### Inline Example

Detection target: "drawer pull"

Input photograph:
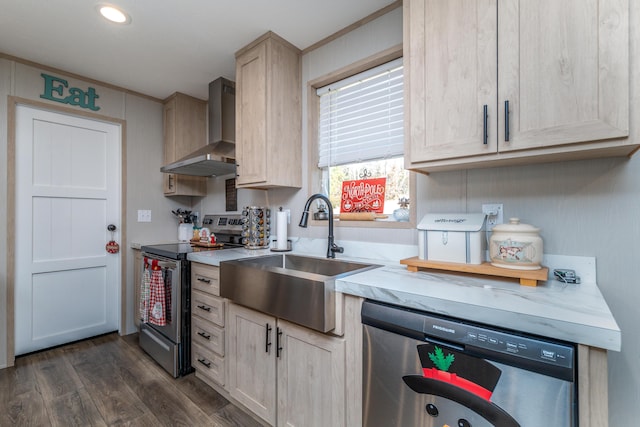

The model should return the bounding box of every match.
[197,277,211,284]
[197,331,211,340]
[197,358,211,368]
[197,304,211,312]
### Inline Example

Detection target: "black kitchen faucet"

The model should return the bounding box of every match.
[299,194,344,259]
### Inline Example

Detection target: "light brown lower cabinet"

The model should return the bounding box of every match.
[192,340,225,387]
[227,301,355,427]
[578,345,609,427]
[190,263,226,389]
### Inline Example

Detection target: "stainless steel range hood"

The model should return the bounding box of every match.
[161,77,236,177]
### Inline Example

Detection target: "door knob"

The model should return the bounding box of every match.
[106,224,119,254]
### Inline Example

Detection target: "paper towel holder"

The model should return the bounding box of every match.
[270,239,292,252]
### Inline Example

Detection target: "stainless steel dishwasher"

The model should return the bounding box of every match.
[362,300,577,427]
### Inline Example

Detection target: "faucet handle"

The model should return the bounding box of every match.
[331,244,344,254]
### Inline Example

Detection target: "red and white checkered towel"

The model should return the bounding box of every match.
[149,266,166,326]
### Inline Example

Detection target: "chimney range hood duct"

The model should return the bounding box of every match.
[161,77,236,177]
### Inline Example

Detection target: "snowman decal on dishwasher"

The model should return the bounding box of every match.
[403,344,520,427]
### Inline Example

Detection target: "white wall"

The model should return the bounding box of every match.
[122,94,195,333]
[0,59,194,365]
[197,5,640,423]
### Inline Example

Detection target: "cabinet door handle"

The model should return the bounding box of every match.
[168,174,174,190]
[483,104,488,145]
[265,323,272,353]
[197,358,211,368]
[504,100,510,142]
[197,277,211,284]
[197,304,211,312]
[197,331,211,340]
[276,327,283,358]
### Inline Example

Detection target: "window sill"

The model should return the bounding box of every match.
[309,218,415,229]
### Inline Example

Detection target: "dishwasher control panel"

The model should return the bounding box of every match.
[361,300,575,381]
[422,315,574,370]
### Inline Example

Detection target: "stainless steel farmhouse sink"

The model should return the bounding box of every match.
[220,254,378,332]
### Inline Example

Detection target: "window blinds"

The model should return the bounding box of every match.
[317,58,404,168]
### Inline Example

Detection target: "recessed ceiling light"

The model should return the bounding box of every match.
[97,4,131,24]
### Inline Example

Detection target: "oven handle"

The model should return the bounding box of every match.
[142,256,177,270]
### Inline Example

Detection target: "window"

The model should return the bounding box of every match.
[315,57,410,221]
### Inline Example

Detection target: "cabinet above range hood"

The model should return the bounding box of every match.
[161,77,236,177]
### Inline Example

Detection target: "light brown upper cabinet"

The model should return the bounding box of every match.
[404,0,636,173]
[163,92,207,196]
[235,32,302,189]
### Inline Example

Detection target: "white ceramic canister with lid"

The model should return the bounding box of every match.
[489,218,543,270]
[178,223,193,242]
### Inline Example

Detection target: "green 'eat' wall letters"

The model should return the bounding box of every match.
[40,73,100,111]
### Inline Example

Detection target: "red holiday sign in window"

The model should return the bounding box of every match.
[340,178,386,213]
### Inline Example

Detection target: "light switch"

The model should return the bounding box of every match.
[137,210,152,222]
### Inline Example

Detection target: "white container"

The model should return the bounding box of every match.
[178,223,192,242]
[489,218,543,270]
[417,213,487,264]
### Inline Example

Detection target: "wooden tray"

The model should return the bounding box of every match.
[334,212,388,221]
[191,241,224,249]
[400,257,549,287]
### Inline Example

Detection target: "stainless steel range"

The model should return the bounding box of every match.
[139,214,242,377]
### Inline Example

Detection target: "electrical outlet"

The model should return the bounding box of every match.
[482,204,503,228]
[137,209,151,222]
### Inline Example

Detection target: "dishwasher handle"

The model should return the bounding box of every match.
[361,300,463,351]
[423,336,464,352]
[362,300,449,343]
[362,300,418,334]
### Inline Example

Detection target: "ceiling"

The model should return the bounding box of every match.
[0,0,396,101]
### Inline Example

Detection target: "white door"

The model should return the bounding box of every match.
[14,105,121,355]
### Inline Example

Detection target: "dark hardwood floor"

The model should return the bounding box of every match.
[0,333,264,426]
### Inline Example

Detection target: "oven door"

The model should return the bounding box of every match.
[140,253,181,343]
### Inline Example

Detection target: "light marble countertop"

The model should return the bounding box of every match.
[187,247,272,265]
[186,238,620,352]
[336,265,620,352]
